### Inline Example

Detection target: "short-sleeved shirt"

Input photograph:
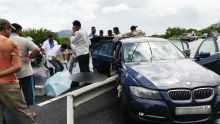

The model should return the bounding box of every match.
[0,35,20,84]
[47,45,63,60]
[10,33,39,78]
[41,39,58,56]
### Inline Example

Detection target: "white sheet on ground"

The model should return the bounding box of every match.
[45,70,72,97]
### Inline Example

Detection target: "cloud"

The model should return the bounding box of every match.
[0,0,220,35]
[101,4,133,14]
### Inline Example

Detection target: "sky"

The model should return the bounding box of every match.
[1,0,220,36]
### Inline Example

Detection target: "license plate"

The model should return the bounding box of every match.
[175,105,211,115]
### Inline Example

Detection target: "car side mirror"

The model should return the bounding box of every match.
[198,52,210,58]
[183,49,191,58]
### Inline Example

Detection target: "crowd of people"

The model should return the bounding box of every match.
[0,17,142,124]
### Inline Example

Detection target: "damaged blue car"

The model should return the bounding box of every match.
[91,37,220,123]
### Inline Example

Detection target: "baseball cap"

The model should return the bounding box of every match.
[130,25,138,30]
[0,18,15,30]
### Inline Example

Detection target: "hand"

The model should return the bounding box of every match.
[62,60,67,64]
[22,55,32,62]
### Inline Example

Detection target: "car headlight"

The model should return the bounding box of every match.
[218,86,220,95]
[129,86,162,100]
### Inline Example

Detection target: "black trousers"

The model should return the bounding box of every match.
[78,53,90,72]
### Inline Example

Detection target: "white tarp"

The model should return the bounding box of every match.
[45,70,72,96]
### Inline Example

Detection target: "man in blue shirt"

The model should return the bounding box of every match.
[88,26,98,39]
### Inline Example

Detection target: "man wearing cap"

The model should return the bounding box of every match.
[10,23,40,117]
[130,25,146,37]
[130,25,137,32]
[0,18,36,124]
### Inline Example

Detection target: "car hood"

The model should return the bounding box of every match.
[125,59,220,90]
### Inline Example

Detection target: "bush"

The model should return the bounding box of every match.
[56,37,70,44]
[22,28,57,46]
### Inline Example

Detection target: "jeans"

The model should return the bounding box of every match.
[48,60,64,75]
[69,57,77,74]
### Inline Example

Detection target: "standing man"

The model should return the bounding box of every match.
[88,26,98,39]
[10,23,40,117]
[99,30,104,37]
[0,18,36,124]
[107,30,114,37]
[71,20,91,72]
[67,44,77,74]
[113,27,120,36]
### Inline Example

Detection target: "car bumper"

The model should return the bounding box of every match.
[128,94,220,123]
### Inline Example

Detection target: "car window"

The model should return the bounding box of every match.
[93,45,100,55]
[170,40,184,51]
[198,38,218,55]
[99,42,113,56]
[150,41,186,61]
[123,42,151,62]
[182,41,189,50]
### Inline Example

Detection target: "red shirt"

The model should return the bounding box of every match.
[0,36,20,84]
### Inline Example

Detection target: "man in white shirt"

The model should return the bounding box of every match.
[41,34,58,56]
[47,44,67,76]
[71,20,91,72]
[41,34,58,76]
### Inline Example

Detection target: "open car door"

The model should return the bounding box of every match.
[91,37,115,76]
[194,37,220,75]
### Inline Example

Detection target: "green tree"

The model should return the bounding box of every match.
[165,27,187,39]
[22,28,57,46]
[56,37,70,44]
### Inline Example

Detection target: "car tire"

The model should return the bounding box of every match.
[121,90,134,123]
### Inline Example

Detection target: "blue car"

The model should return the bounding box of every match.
[91,36,220,123]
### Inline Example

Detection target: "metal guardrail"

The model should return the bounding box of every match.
[38,74,118,124]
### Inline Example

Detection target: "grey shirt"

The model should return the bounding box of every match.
[10,33,39,78]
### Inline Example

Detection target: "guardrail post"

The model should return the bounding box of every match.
[67,95,74,124]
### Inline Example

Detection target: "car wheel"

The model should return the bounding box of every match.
[93,68,97,73]
[121,90,135,123]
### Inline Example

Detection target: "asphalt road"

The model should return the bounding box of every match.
[31,89,125,124]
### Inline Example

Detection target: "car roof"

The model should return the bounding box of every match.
[120,37,168,44]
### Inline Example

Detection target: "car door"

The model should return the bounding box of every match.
[194,37,220,75]
[91,40,114,76]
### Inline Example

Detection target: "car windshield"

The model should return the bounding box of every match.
[123,41,186,62]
